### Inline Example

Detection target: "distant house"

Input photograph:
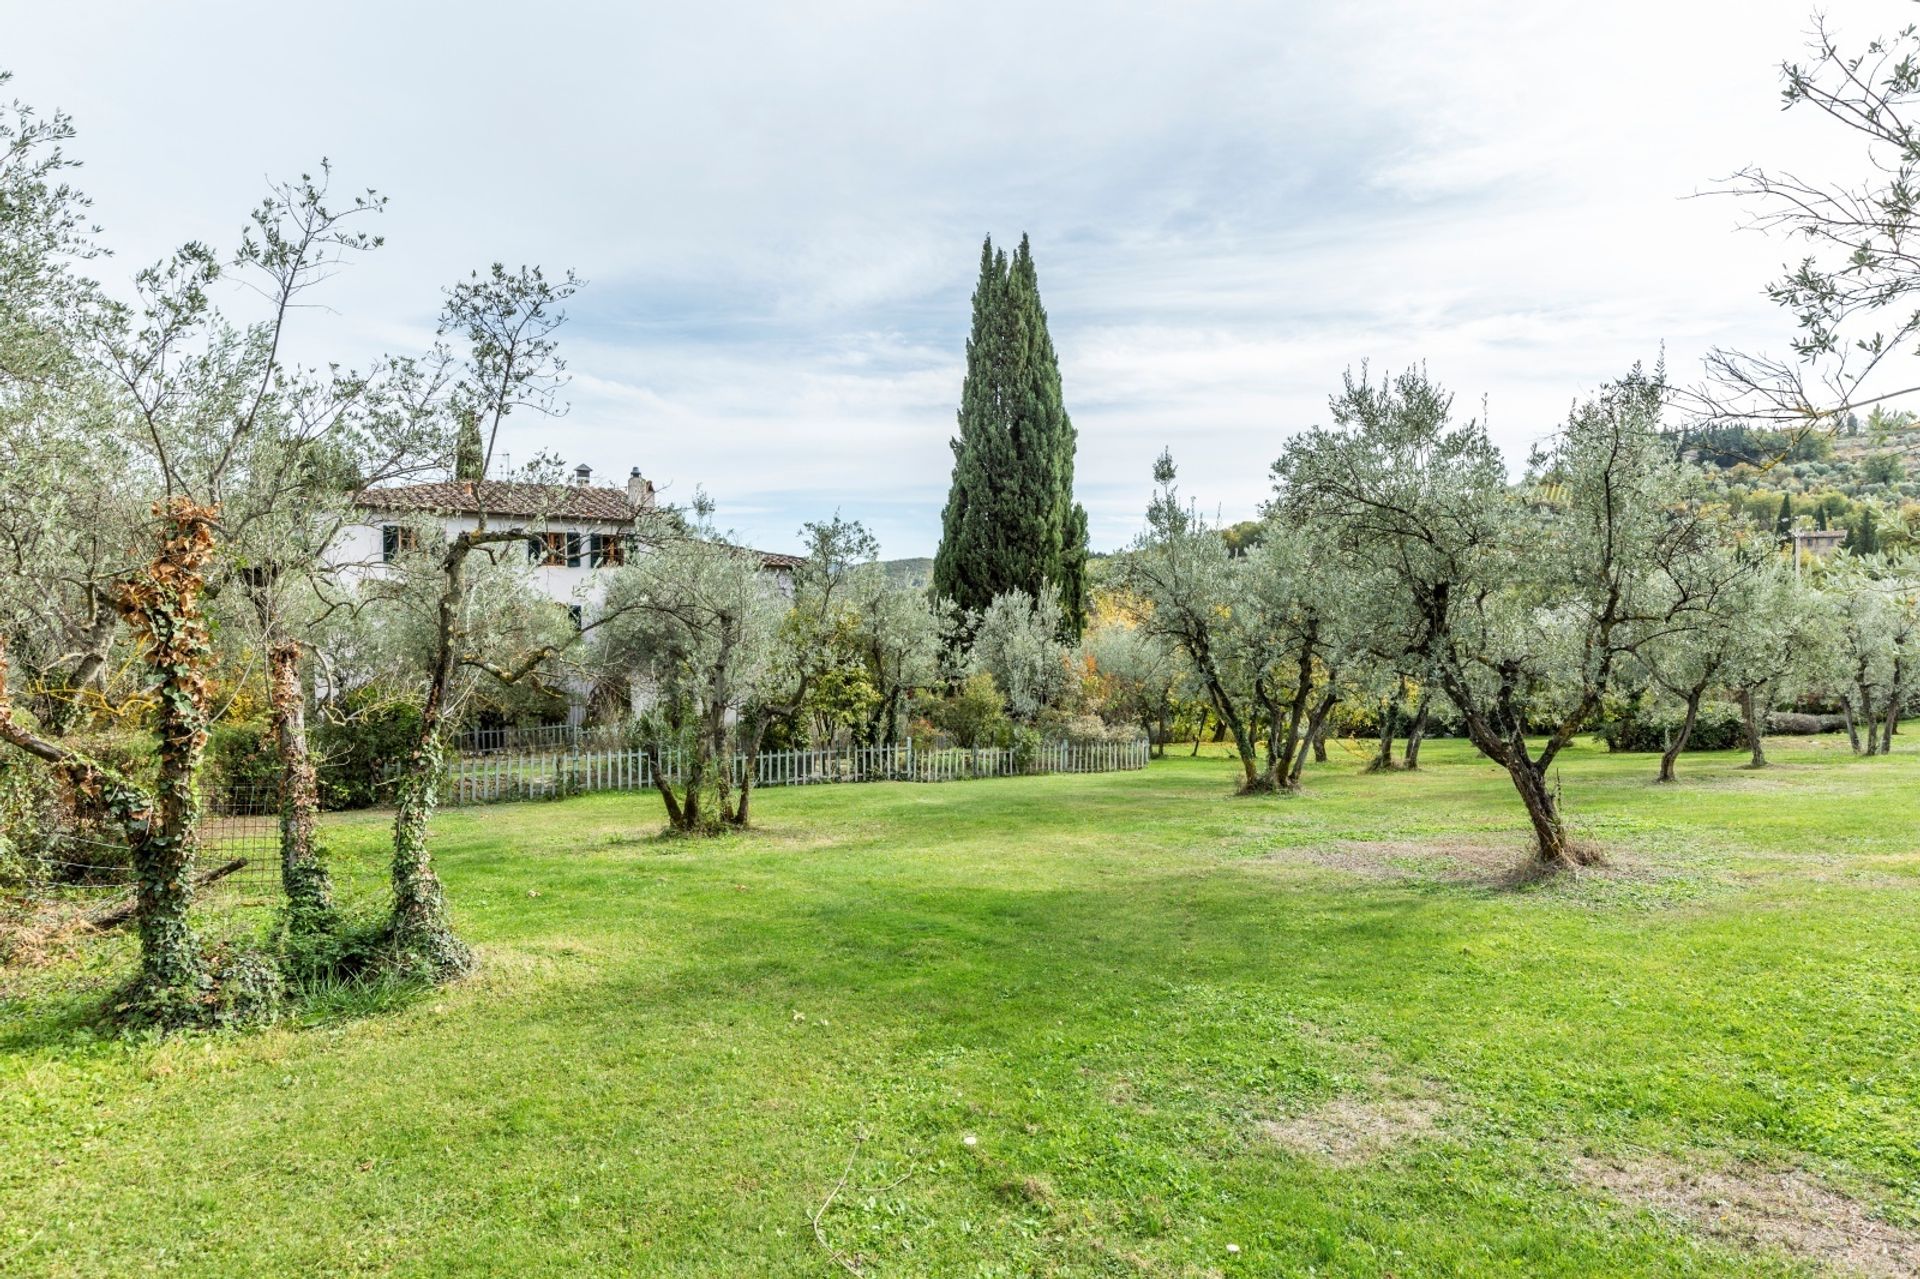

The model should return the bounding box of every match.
[1789,527,1848,560]
[338,464,803,723]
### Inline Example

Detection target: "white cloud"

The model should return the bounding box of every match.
[8,0,1901,556]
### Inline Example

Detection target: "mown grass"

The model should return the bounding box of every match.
[3,734,1919,1276]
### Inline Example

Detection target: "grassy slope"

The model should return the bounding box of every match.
[3,736,1919,1276]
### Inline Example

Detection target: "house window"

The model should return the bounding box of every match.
[533,531,583,568]
[380,524,417,563]
[567,604,584,631]
[590,533,626,567]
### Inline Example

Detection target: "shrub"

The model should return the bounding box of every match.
[206,721,279,800]
[313,688,424,810]
[1035,710,1138,747]
[1601,697,1745,753]
[925,673,1009,748]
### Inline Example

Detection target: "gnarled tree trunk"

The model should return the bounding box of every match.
[1657,689,1703,783]
[107,500,223,1019]
[268,641,334,929]
[1401,692,1431,770]
[1292,689,1338,787]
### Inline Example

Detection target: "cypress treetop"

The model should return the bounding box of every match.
[933,234,1089,633]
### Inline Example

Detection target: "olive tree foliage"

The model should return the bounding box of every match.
[1628,539,1768,783]
[1082,618,1180,752]
[594,500,785,834]
[1278,364,1708,866]
[1721,561,1834,768]
[1117,453,1357,793]
[1820,555,1920,756]
[846,564,944,747]
[0,85,133,727]
[968,585,1074,720]
[1698,14,1920,435]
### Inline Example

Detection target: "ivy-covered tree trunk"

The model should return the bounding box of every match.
[267,641,334,930]
[384,536,477,981]
[111,500,222,1019]
[386,731,468,978]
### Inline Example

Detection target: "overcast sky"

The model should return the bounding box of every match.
[9,1,1891,556]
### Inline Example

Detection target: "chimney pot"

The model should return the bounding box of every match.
[573,463,593,487]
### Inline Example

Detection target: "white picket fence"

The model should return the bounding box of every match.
[438,737,1150,806]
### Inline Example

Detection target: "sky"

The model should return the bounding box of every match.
[7,0,1896,557]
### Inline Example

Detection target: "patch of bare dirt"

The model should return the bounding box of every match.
[1258,1093,1444,1166]
[1253,837,1699,895]
[1577,1154,1920,1277]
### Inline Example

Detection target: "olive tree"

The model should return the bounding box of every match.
[1118,455,1357,793]
[1221,522,1364,792]
[732,517,876,822]
[1723,562,1833,768]
[595,502,784,833]
[1117,454,1263,789]
[847,565,943,747]
[1082,618,1180,751]
[368,264,586,978]
[1821,556,1920,756]
[969,585,1074,721]
[1630,540,1767,782]
[1279,364,1703,865]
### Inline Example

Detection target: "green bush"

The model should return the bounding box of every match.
[924,673,1009,749]
[1601,697,1745,753]
[313,688,424,810]
[206,721,280,799]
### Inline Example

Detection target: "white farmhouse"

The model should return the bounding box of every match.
[340,464,803,724]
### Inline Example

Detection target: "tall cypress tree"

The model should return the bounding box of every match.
[933,234,1089,633]
[454,410,484,483]
[1774,492,1794,543]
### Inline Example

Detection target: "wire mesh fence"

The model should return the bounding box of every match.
[25,785,289,912]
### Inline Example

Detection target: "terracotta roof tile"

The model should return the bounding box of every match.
[355,480,640,522]
[356,481,802,570]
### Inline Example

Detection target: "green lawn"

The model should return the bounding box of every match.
[4,735,1920,1276]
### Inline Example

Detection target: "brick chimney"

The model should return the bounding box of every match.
[627,467,655,511]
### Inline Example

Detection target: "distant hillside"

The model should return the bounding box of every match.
[1678,407,1920,553]
[879,557,934,589]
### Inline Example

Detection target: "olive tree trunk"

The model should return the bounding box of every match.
[1657,689,1703,783]
[267,641,334,929]
[1736,686,1768,768]
[1401,692,1431,770]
